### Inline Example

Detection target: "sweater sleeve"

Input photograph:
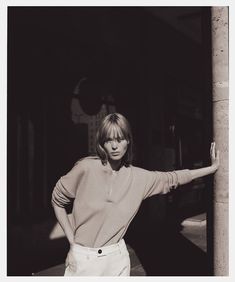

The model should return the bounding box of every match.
[51,160,85,208]
[143,169,192,199]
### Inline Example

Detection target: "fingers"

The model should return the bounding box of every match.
[210,142,215,157]
[211,142,220,162]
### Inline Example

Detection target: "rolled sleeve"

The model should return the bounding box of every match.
[143,169,192,199]
[51,161,85,208]
[51,178,75,207]
[175,169,192,186]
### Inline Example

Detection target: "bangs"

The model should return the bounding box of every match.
[101,122,128,143]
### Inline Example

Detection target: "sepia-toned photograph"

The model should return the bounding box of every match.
[4,3,229,277]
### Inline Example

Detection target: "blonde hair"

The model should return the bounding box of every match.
[96,113,133,166]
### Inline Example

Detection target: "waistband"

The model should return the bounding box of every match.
[70,239,127,257]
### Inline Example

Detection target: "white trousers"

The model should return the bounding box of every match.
[64,239,131,276]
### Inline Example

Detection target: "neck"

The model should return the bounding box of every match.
[107,159,122,171]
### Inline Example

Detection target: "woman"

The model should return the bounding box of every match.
[51,113,219,276]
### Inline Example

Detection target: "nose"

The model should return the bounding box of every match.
[111,140,118,150]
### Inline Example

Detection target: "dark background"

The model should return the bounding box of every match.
[7,6,213,276]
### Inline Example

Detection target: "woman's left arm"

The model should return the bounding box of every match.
[143,142,219,199]
[190,142,220,180]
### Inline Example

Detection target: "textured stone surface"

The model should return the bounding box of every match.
[211,7,229,84]
[213,100,229,203]
[212,82,229,101]
[213,202,229,275]
[211,6,229,276]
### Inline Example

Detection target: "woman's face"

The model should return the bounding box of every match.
[103,132,129,162]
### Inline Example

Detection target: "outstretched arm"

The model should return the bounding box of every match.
[141,142,219,199]
[190,142,220,180]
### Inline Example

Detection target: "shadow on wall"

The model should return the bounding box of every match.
[7,218,69,276]
[124,195,209,276]
[8,197,209,276]
[126,226,208,276]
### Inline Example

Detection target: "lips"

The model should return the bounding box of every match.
[111,152,120,156]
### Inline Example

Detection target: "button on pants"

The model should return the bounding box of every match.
[64,239,130,276]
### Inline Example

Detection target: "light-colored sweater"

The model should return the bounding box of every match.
[51,157,192,248]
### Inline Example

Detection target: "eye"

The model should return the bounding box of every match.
[105,138,112,144]
[117,137,125,142]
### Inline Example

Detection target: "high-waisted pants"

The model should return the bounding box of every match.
[64,239,130,276]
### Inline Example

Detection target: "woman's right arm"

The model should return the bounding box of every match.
[53,205,75,245]
[53,205,77,269]
[51,160,85,245]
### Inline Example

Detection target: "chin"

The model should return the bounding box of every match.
[110,157,122,161]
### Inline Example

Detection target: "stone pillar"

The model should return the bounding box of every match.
[211,7,229,276]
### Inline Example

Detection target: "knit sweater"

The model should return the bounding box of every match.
[51,157,192,248]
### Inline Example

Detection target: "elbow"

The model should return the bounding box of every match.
[51,192,69,209]
[51,200,66,210]
[51,198,67,216]
[52,203,68,220]
[175,169,193,186]
[189,170,196,181]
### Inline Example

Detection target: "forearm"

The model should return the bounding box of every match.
[189,165,217,181]
[53,205,75,245]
